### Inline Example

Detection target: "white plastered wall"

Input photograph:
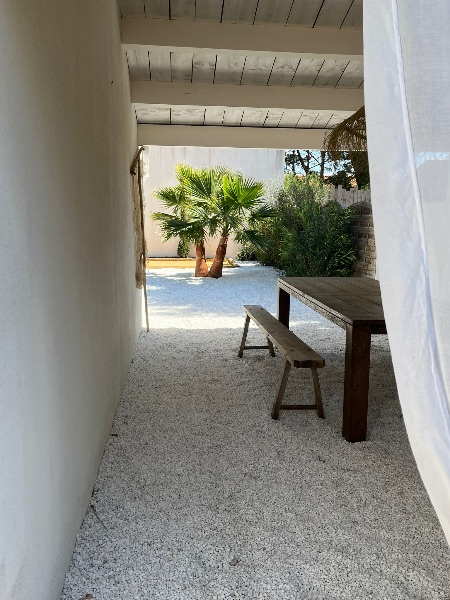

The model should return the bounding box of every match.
[143,146,285,257]
[0,2,140,599]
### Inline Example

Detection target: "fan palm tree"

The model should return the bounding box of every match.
[152,164,273,278]
[152,175,210,276]
[205,172,273,278]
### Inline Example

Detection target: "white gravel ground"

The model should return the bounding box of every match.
[61,264,450,600]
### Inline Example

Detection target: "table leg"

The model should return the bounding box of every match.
[277,286,290,327]
[342,324,371,443]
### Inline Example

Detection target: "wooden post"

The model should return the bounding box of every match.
[342,324,371,442]
[277,286,290,327]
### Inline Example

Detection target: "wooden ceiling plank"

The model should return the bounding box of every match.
[287,0,324,26]
[170,0,195,20]
[214,54,247,84]
[135,104,171,123]
[170,106,206,125]
[192,53,217,84]
[254,0,294,25]
[313,59,349,87]
[120,0,145,17]
[195,0,223,21]
[315,0,354,28]
[143,0,169,18]
[170,52,194,82]
[204,107,225,126]
[296,110,319,128]
[222,107,245,126]
[291,58,323,86]
[268,56,300,86]
[278,109,303,127]
[240,55,275,86]
[335,60,364,88]
[241,108,269,127]
[126,49,150,80]
[342,0,363,28]
[149,50,172,81]
[264,109,284,128]
[135,104,344,130]
[311,110,333,128]
[326,111,353,128]
[325,113,341,129]
[222,0,260,23]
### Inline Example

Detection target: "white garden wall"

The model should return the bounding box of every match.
[143,146,284,257]
[0,2,139,599]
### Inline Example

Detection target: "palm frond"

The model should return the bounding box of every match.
[236,229,270,250]
[151,212,205,242]
[248,204,277,223]
[153,185,186,211]
[210,164,233,178]
[151,211,175,222]
[176,163,222,202]
[222,174,265,210]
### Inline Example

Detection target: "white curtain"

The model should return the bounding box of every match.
[364,1,450,543]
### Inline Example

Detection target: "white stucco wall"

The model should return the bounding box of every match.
[0,2,139,600]
[143,146,284,257]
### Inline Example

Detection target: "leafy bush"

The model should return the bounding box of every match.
[240,174,356,277]
[177,237,191,258]
[236,245,258,261]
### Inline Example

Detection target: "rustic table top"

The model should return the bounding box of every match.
[278,277,386,331]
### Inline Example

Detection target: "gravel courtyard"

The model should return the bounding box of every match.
[61,264,450,600]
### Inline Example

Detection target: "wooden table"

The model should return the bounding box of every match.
[277,277,387,442]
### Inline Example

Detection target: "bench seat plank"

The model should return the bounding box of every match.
[243,305,324,369]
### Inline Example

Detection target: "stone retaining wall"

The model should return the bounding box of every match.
[348,202,377,278]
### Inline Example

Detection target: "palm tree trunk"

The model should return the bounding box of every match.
[195,240,209,277]
[208,235,228,279]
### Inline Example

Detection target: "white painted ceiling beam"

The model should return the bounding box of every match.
[138,124,329,150]
[122,18,363,61]
[131,81,364,112]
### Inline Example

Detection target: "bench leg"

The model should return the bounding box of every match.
[267,337,276,357]
[238,315,250,358]
[271,359,291,420]
[311,368,325,419]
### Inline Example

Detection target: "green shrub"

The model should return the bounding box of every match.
[236,245,258,261]
[246,174,356,276]
[177,236,191,258]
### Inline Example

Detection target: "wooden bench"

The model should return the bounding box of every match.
[238,305,325,420]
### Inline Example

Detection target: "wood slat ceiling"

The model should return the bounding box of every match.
[126,49,364,89]
[119,0,363,28]
[134,104,354,129]
[122,0,363,132]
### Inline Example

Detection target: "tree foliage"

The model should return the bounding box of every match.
[151,164,272,278]
[285,148,370,189]
[238,174,356,277]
